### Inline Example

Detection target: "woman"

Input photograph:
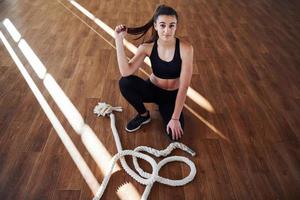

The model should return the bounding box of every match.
[115,5,193,141]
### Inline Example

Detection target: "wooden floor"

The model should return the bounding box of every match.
[0,0,299,199]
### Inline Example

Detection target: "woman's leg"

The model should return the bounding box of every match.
[119,75,155,114]
[119,75,155,132]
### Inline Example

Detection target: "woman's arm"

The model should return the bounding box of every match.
[167,42,194,140]
[115,25,148,77]
[172,43,193,119]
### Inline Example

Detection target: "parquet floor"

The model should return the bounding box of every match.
[0,0,299,199]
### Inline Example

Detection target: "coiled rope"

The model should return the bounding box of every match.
[93,102,196,200]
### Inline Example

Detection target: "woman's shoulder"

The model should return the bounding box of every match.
[178,38,194,58]
[140,42,154,48]
[179,38,193,51]
[139,42,155,56]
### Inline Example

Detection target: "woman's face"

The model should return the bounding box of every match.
[154,15,177,41]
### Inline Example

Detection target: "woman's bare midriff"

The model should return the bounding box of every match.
[150,73,180,91]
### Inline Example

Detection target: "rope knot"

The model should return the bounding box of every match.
[93,102,122,117]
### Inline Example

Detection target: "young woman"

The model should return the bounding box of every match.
[114,5,193,141]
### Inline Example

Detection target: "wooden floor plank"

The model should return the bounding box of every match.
[0,0,299,199]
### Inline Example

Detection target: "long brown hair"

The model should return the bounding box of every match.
[127,4,178,43]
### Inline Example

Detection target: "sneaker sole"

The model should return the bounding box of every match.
[125,118,151,133]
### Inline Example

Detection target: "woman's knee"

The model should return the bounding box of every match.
[119,75,136,90]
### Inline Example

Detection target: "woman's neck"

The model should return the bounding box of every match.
[157,37,176,48]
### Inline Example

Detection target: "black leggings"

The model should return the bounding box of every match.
[119,75,184,132]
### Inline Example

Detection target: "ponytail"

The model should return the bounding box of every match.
[127,18,157,42]
[127,4,178,43]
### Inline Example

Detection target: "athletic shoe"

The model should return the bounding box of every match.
[125,111,151,132]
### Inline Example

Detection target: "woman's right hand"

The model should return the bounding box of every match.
[114,24,127,40]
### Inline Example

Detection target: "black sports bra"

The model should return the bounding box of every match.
[149,38,182,79]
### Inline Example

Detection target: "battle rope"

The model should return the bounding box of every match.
[92,102,197,200]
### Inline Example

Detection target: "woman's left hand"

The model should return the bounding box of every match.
[166,119,183,140]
